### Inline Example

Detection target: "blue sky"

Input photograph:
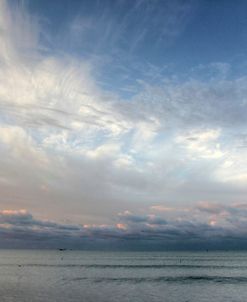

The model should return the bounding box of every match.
[27,0,247,85]
[0,0,247,249]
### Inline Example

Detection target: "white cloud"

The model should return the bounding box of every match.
[176,128,225,159]
[0,0,246,226]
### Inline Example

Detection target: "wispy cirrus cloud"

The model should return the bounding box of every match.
[0,0,246,235]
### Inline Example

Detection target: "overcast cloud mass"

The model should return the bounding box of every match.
[0,0,247,249]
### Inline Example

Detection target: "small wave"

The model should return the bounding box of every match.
[4,263,247,270]
[69,275,247,284]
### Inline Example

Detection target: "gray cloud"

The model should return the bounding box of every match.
[0,204,247,250]
[118,211,167,225]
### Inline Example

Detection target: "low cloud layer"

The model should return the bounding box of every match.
[1,204,247,250]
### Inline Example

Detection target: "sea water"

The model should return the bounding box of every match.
[0,250,246,301]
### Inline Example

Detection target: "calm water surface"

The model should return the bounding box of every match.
[0,250,246,301]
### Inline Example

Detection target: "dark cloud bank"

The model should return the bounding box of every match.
[1,206,247,250]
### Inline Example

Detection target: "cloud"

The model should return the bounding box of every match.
[1,203,247,250]
[0,209,80,230]
[0,0,40,63]
[118,210,167,226]
[64,0,196,56]
[0,0,246,229]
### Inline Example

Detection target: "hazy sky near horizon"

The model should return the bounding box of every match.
[0,0,247,249]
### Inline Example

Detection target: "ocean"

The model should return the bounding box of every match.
[0,250,246,301]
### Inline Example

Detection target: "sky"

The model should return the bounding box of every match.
[0,0,247,249]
